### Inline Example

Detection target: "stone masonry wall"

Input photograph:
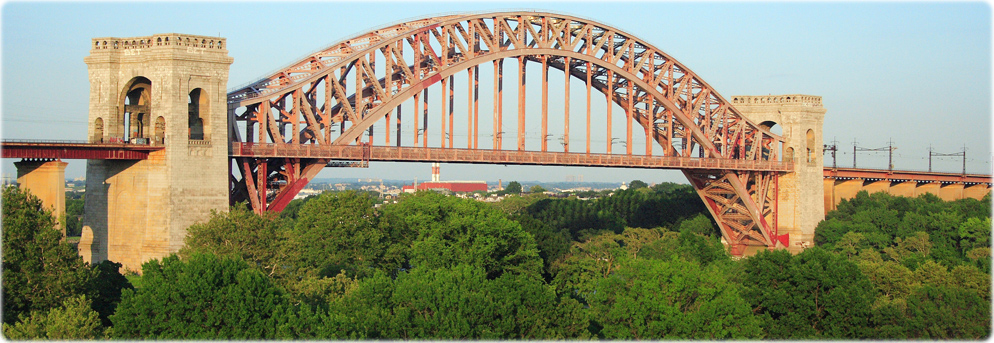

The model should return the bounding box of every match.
[81,34,232,272]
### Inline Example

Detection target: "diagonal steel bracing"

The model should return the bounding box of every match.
[226,11,790,253]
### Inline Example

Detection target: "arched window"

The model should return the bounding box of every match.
[188,88,207,140]
[93,118,104,143]
[806,129,816,163]
[785,147,794,162]
[154,116,166,144]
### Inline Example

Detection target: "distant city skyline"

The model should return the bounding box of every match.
[3,2,990,184]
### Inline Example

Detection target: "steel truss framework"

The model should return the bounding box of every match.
[227,11,789,251]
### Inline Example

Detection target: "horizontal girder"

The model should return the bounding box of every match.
[1,140,162,160]
[232,142,792,171]
[825,167,992,185]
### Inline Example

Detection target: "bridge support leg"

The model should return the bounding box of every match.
[15,159,68,237]
[684,170,785,256]
[232,157,330,214]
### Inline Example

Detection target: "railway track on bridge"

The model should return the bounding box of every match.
[231,143,794,172]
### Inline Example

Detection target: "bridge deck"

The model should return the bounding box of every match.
[825,167,992,185]
[1,140,164,160]
[231,143,793,172]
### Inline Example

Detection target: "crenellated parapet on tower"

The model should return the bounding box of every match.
[80,34,232,271]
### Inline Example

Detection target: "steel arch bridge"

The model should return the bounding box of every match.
[227,11,790,253]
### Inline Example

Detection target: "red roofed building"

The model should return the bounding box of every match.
[402,181,488,193]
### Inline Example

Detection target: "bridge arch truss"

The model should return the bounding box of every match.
[227,11,791,252]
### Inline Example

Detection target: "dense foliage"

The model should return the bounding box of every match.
[522,182,709,241]
[65,193,84,237]
[1,187,130,338]
[109,254,288,339]
[3,185,990,339]
[813,191,992,338]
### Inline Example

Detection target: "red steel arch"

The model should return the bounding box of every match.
[228,11,790,253]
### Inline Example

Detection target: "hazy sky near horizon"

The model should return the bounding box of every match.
[2,1,991,184]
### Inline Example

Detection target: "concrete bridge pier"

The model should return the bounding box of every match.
[14,159,68,236]
[81,34,232,271]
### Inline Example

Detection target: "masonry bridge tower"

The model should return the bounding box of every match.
[80,34,232,270]
[732,95,826,253]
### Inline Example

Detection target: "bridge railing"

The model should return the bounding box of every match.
[231,143,794,172]
[824,167,992,185]
[1,139,90,145]
[0,140,165,160]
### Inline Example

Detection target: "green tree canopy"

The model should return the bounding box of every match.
[504,181,522,194]
[64,194,84,237]
[181,206,287,277]
[590,258,760,339]
[109,253,288,339]
[628,180,648,189]
[287,191,390,278]
[2,295,103,340]
[816,191,990,267]
[326,265,588,339]
[1,187,95,325]
[742,248,876,339]
[905,285,990,339]
[380,192,542,278]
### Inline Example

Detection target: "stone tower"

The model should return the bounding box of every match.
[732,95,826,253]
[80,34,232,271]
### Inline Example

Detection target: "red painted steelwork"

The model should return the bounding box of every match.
[226,11,790,253]
[824,168,992,185]
[232,143,793,172]
[1,141,162,160]
[267,177,310,213]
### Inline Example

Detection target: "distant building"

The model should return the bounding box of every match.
[403,181,488,193]
[401,163,487,193]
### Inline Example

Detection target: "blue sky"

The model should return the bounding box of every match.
[2,1,990,184]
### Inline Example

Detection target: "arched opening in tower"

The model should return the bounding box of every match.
[188,88,206,140]
[760,120,785,161]
[120,76,151,143]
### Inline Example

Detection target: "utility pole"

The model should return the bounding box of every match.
[888,138,896,171]
[823,137,838,169]
[854,140,895,170]
[963,143,966,175]
[852,139,858,168]
[929,146,966,174]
